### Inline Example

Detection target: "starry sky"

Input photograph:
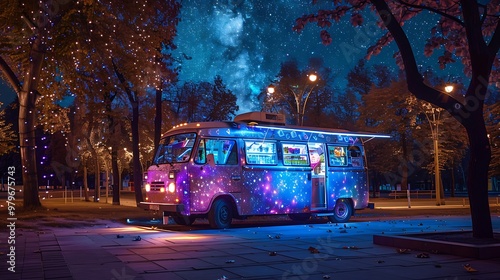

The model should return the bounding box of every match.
[172,0,460,113]
[1,0,461,111]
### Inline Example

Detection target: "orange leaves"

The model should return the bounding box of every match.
[320,30,332,46]
[350,13,364,27]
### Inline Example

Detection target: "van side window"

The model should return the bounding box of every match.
[198,139,238,165]
[245,141,277,165]
[282,143,309,166]
[194,139,206,164]
[226,144,238,165]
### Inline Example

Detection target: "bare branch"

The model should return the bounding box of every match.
[460,0,488,59]
[397,0,464,27]
[488,17,500,55]
[0,56,21,95]
[370,0,466,119]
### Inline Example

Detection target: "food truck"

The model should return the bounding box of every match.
[139,112,389,228]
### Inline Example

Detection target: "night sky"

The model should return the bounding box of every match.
[173,0,461,113]
[0,0,462,111]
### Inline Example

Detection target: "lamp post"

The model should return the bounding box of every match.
[267,73,318,126]
[423,82,454,206]
[425,105,444,205]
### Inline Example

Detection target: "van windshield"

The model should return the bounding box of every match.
[153,133,197,165]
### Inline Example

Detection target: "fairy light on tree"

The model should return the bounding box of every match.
[0,0,182,209]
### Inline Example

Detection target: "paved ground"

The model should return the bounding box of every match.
[1,198,500,280]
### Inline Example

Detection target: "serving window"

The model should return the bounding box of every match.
[245,141,278,165]
[327,145,364,167]
[348,146,363,167]
[282,143,309,166]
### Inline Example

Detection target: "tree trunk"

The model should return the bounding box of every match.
[18,29,47,210]
[465,112,492,238]
[111,61,143,205]
[94,158,100,202]
[400,131,408,190]
[83,165,90,202]
[131,97,144,205]
[450,159,456,197]
[154,87,162,153]
[18,91,41,210]
[112,147,120,205]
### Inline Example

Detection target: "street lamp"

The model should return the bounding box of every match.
[267,73,318,126]
[444,84,454,93]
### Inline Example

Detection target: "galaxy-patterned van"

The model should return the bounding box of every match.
[139,112,389,228]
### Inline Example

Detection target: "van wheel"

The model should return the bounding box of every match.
[328,199,352,223]
[288,213,311,222]
[172,215,196,226]
[208,199,233,229]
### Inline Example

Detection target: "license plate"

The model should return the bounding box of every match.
[149,204,160,210]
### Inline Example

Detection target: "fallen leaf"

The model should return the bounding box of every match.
[416,253,429,258]
[396,248,411,254]
[463,263,477,272]
[308,246,320,254]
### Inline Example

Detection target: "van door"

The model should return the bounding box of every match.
[309,143,326,210]
[190,138,242,213]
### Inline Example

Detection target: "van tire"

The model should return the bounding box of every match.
[328,199,352,223]
[208,198,233,229]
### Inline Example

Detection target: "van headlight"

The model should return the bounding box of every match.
[168,182,176,193]
[145,183,151,192]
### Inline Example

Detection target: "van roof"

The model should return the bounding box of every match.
[163,120,390,142]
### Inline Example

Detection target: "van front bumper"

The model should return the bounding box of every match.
[139,202,184,213]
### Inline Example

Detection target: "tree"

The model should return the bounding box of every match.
[263,58,330,125]
[168,77,239,123]
[205,76,239,121]
[294,0,500,238]
[0,102,16,155]
[303,86,337,128]
[360,80,422,190]
[0,0,181,209]
[486,102,500,178]
[347,59,373,96]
